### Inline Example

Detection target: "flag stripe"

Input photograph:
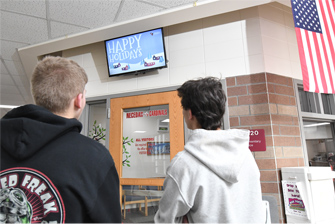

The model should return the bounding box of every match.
[325,0,335,39]
[317,0,335,92]
[314,32,328,93]
[296,28,311,91]
[309,31,324,93]
[319,0,335,66]
[305,30,319,92]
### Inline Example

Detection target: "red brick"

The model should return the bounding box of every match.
[229,117,239,127]
[239,94,268,105]
[271,114,294,125]
[267,83,276,93]
[266,73,292,86]
[269,94,292,105]
[280,126,300,136]
[228,97,238,106]
[261,183,279,193]
[260,170,278,181]
[276,158,299,168]
[227,86,247,96]
[287,78,293,87]
[292,117,299,125]
[256,159,276,169]
[272,125,280,135]
[298,158,305,166]
[265,136,273,147]
[295,137,302,146]
[236,73,265,85]
[275,85,295,96]
[289,96,297,106]
[273,136,296,146]
[248,83,267,94]
[240,115,271,126]
[226,77,236,87]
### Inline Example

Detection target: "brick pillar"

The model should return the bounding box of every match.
[226,73,305,223]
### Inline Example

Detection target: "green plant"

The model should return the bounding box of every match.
[123,136,133,167]
[89,120,106,142]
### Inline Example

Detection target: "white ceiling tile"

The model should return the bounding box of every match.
[1,11,48,44]
[141,0,196,8]
[50,21,89,39]
[1,108,12,118]
[12,75,30,87]
[24,95,34,104]
[18,85,31,97]
[0,92,25,102]
[3,60,25,76]
[116,0,164,22]
[1,0,47,18]
[0,74,15,86]
[0,93,26,105]
[0,40,28,61]
[49,0,121,28]
[1,61,10,75]
[0,84,21,95]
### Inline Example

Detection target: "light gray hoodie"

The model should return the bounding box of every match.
[154,129,265,223]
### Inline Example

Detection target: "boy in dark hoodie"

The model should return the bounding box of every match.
[0,56,121,223]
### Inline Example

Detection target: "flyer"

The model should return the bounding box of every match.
[281,180,309,219]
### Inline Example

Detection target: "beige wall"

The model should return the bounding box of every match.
[62,2,302,99]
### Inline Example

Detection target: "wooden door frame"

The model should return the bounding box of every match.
[109,90,184,204]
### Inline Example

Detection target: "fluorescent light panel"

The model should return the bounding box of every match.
[303,122,330,128]
[0,105,20,109]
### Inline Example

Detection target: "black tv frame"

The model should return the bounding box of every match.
[104,27,167,77]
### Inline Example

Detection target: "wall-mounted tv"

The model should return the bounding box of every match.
[105,28,167,77]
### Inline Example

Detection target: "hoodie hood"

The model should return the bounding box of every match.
[1,104,82,160]
[184,128,250,184]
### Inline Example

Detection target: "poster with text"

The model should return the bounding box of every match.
[282,180,309,219]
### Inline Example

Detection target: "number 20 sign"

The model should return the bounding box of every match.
[249,129,266,151]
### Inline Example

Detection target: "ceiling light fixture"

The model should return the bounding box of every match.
[303,122,330,128]
[0,105,20,109]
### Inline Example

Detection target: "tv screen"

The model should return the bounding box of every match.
[105,28,167,77]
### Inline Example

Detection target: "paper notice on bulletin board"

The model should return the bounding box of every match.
[282,181,309,219]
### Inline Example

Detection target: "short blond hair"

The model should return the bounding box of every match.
[31,56,88,113]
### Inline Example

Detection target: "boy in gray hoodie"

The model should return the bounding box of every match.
[154,77,265,223]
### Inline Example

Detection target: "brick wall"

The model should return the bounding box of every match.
[226,73,305,223]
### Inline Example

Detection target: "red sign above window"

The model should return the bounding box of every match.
[249,129,266,151]
[126,109,168,119]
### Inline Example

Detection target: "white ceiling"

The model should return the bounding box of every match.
[0,0,210,116]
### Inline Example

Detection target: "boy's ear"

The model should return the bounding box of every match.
[187,109,195,120]
[74,93,84,109]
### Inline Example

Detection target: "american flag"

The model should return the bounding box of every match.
[291,0,335,93]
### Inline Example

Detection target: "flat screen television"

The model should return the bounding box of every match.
[104,28,167,77]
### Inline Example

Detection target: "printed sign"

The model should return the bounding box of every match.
[135,138,155,155]
[249,129,266,151]
[126,109,168,119]
[147,142,170,155]
[282,181,308,219]
[0,168,65,223]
